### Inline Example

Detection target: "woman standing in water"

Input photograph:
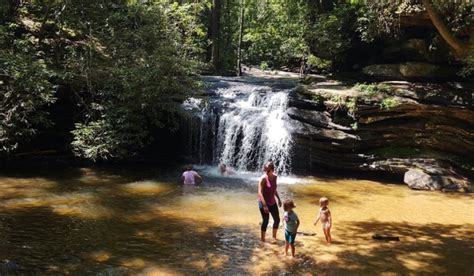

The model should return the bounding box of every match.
[258,160,282,242]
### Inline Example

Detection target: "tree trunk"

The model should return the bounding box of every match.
[205,4,212,62]
[421,0,467,57]
[211,0,221,71]
[236,0,245,76]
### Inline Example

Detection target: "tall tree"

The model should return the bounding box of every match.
[421,0,468,57]
[236,0,244,76]
[211,0,221,70]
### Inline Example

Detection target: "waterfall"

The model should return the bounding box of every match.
[182,77,293,175]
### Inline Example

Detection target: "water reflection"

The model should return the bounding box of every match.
[0,166,472,274]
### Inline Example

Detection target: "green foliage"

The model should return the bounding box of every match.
[259,61,269,70]
[162,2,208,61]
[71,119,149,161]
[354,81,399,109]
[307,3,359,66]
[307,54,332,72]
[68,3,200,160]
[380,97,400,109]
[460,48,474,77]
[2,0,473,160]
[243,0,310,67]
[1,1,202,159]
[329,95,358,116]
[351,122,358,130]
[0,25,56,153]
[354,83,392,96]
[356,3,399,43]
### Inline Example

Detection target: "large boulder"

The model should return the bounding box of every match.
[404,169,443,190]
[404,169,472,192]
[399,62,439,78]
[363,64,403,79]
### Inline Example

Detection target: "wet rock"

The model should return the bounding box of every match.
[287,108,350,131]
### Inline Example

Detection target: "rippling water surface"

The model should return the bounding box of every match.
[0,166,473,275]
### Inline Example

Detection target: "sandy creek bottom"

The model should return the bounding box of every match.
[0,165,472,275]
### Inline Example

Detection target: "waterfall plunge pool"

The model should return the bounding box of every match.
[0,165,473,274]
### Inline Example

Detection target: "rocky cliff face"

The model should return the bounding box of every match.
[288,78,473,192]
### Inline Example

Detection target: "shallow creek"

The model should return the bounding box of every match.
[0,166,473,275]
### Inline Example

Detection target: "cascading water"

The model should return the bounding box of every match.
[182,77,294,175]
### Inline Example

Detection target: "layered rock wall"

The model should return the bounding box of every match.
[288,80,473,192]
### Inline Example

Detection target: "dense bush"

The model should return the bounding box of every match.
[0,25,56,153]
[306,4,360,67]
[243,0,310,68]
[0,1,203,160]
[68,4,201,160]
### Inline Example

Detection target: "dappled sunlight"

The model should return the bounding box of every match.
[0,192,95,209]
[121,181,173,195]
[89,250,112,262]
[51,203,112,219]
[0,178,111,219]
[0,168,472,274]
[120,258,147,269]
[139,266,180,276]
[147,189,260,228]
[0,177,57,199]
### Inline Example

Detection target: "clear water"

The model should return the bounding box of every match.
[0,166,473,275]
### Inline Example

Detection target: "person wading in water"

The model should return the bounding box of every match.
[258,160,282,242]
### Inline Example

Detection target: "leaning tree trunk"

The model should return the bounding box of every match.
[421,0,467,57]
[236,0,245,76]
[211,0,221,71]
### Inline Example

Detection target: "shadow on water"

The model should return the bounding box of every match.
[0,209,259,274]
[0,166,473,274]
[0,167,261,274]
[0,188,259,274]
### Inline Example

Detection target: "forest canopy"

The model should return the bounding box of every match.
[1,0,472,160]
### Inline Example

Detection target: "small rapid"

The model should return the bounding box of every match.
[182,77,295,175]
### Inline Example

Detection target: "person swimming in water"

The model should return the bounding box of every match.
[219,164,235,176]
[181,165,203,185]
